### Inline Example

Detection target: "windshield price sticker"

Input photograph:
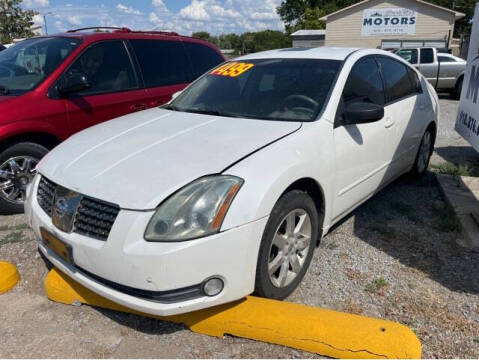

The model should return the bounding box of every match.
[210,62,254,77]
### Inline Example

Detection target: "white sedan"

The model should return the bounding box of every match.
[25,47,438,316]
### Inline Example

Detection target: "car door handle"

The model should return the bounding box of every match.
[130,103,148,112]
[384,117,394,128]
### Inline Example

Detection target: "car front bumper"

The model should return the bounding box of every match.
[25,176,268,316]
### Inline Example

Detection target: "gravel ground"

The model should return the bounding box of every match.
[1,98,479,358]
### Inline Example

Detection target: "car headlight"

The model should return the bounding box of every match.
[145,175,243,242]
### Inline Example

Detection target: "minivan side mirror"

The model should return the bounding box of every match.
[58,73,91,95]
[343,102,384,125]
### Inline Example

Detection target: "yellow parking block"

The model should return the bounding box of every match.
[0,261,20,294]
[45,268,421,358]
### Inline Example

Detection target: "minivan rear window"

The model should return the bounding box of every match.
[130,39,192,88]
[183,42,224,78]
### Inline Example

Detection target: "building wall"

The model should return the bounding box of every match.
[324,0,455,48]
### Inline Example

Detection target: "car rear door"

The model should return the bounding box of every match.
[332,56,388,221]
[377,56,428,180]
[128,38,194,108]
[61,40,148,134]
[418,48,439,88]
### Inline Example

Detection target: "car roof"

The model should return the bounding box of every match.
[236,47,361,61]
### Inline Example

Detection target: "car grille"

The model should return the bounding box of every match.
[36,176,120,241]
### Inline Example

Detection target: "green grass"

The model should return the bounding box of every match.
[431,202,461,233]
[430,162,473,177]
[365,277,389,293]
[0,231,25,246]
[325,242,339,250]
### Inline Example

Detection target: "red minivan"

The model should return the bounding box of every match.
[0,28,225,213]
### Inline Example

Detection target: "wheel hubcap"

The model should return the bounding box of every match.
[268,209,312,288]
[0,156,38,204]
[417,132,432,173]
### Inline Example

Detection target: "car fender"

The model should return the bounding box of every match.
[221,120,334,233]
[0,120,66,144]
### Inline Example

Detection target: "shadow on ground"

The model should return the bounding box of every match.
[335,172,479,294]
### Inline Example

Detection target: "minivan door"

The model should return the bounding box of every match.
[61,40,148,134]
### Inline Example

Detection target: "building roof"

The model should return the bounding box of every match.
[319,0,465,21]
[237,46,360,61]
[291,30,326,36]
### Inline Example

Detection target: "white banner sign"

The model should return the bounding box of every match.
[362,8,417,37]
[455,2,479,153]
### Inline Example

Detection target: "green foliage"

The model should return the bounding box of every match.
[192,30,291,55]
[277,0,477,36]
[0,0,38,44]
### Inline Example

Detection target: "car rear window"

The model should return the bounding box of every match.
[130,39,192,88]
[378,57,416,102]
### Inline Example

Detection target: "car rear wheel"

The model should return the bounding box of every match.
[0,143,48,214]
[254,190,319,300]
[412,127,434,176]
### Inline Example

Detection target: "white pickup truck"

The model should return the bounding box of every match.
[395,47,467,98]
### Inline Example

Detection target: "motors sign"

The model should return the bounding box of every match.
[362,8,417,37]
[455,2,479,153]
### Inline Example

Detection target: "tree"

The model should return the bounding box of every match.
[0,0,37,44]
[277,0,477,36]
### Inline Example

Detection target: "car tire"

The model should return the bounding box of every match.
[254,190,319,300]
[0,142,49,215]
[411,127,435,177]
[453,77,463,100]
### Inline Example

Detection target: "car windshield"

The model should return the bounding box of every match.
[0,37,81,95]
[168,58,341,122]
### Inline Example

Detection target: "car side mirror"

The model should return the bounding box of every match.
[58,73,91,95]
[343,102,384,125]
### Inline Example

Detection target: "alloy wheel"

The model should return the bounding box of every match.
[0,156,38,204]
[268,209,312,288]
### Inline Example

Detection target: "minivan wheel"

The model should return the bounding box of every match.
[0,143,48,214]
[254,190,319,300]
[412,127,434,176]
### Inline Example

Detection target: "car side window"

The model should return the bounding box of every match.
[336,57,384,125]
[130,39,192,88]
[420,48,434,64]
[397,49,418,64]
[407,67,422,94]
[66,41,137,96]
[183,42,224,79]
[378,57,415,102]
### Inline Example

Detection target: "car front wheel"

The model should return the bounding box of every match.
[0,142,48,214]
[254,190,319,300]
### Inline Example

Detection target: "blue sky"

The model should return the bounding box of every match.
[24,0,284,36]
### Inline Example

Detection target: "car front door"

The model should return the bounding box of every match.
[60,40,148,134]
[332,56,388,221]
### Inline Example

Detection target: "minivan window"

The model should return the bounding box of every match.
[397,49,418,64]
[378,57,415,102]
[183,42,224,78]
[130,39,191,88]
[0,37,81,95]
[168,58,341,122]
[420,48,434,64]
[66,40,137,95]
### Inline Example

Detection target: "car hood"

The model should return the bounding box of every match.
[39,108,301,209]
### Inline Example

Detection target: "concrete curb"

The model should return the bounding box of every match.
[0,261,20,294]
[45,268,421,358]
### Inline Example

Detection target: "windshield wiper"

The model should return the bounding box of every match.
[0,85,9,95]
[182,109,242,118]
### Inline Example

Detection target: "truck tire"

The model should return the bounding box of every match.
[0,142,48,214]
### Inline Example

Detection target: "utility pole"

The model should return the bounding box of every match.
[43,12,53,35]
